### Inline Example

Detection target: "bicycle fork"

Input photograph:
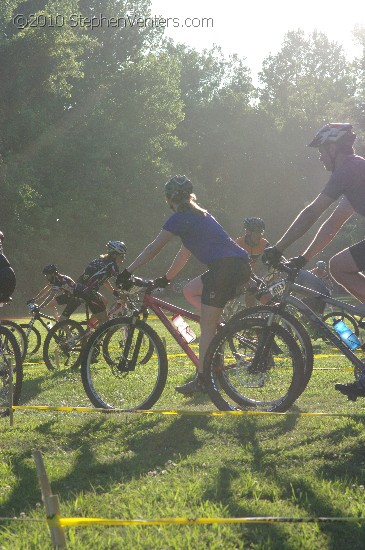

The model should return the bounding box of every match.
[116,320,143,372]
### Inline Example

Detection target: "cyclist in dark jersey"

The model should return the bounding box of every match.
[262,123,365,399]
[63,240,127,327]
[0,231,16,302]
[29,264,76,319]
[117,175,251,395]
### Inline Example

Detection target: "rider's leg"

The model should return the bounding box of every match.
[329,247,365,303]
[183,276,203,311]
[199,303,224,375]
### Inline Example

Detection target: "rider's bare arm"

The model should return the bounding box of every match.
[276,193,334,252]
[302,197,354,260]
[127,229,174,273]
[166,245,192,281]
[33,284,52,301]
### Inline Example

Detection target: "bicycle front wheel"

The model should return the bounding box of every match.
[81,317,168,410]
[43,319,86,371]
[0,320,27,361]
[0,326,23,413]
[204,317,305,412]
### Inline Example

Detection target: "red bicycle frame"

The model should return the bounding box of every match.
[143,293,200,368]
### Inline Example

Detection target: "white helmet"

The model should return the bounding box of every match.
[106,240,127,255]
[308,123,356,148]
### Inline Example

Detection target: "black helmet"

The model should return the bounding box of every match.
[164,175,193,200]
[42,264,57,275]
[308,123,356,148]
[243,217,265,232]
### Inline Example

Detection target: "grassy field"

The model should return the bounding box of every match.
[1,309,365,549]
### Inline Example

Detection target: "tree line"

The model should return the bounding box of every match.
[1,0,365,312]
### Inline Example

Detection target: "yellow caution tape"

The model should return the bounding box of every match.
[12,405,365,417]
[47,515,365,527]
[1,515,363,526]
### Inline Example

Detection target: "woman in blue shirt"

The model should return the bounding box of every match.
[117,175,251,395]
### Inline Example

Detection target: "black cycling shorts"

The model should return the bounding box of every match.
[201,257,251,308]
[0,266,16,301]
[55,293,71,306]
[349,239,365,272]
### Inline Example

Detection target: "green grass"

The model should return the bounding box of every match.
[1,312,365,549]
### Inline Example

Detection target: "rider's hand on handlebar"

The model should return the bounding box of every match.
[286,255,307,270]
[153,275,170,289]
[262,246,283,267]
[116,268,132,288]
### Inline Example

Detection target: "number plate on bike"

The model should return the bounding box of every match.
[268,279,286,297]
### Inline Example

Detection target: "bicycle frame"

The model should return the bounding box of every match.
[142,293,200,368]
[266,276,365,372]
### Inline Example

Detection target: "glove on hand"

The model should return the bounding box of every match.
[262,246,283,267]
[116,268,132,288]
[286,255,308,270]
[153,275,170,289]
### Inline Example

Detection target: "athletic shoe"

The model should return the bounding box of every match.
[335,374,365,401]
[175,374,207,395]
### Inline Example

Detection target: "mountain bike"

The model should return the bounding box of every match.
[80,277,305,412]
[203,261,365,411]
[0,301,23,416]
[43,292,141,371]
[19,302,57,357]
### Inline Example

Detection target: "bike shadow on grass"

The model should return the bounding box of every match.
[1,411,213,517]
[200,413,365,550]
[16,365,85,406]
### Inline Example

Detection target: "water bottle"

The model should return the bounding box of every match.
[171,314,196,343]
[332,318,361,350]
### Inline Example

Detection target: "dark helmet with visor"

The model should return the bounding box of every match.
[164,175,193,200]
[42,264,57,275]
[243,217,265,232]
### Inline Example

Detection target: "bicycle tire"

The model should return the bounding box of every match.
[81,317,168,410]
[204,317,305,412]
[19,323,42,356]
[322,311,359,336]
[0,326,23,413]
[230,306,314,388]
[101,324,155,366]
[0,320,27,361]
[43,319,86,371]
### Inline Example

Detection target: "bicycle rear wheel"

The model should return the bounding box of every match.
[19,323,42,356]
[204,317,305,412]
[81,317,168,410]
[231,306,313,387]
[0,320,27,361]
[0,326,23,414]
[43,319,86,371]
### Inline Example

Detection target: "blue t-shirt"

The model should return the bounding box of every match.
[163,211,248,265]
[322,155,365,216]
